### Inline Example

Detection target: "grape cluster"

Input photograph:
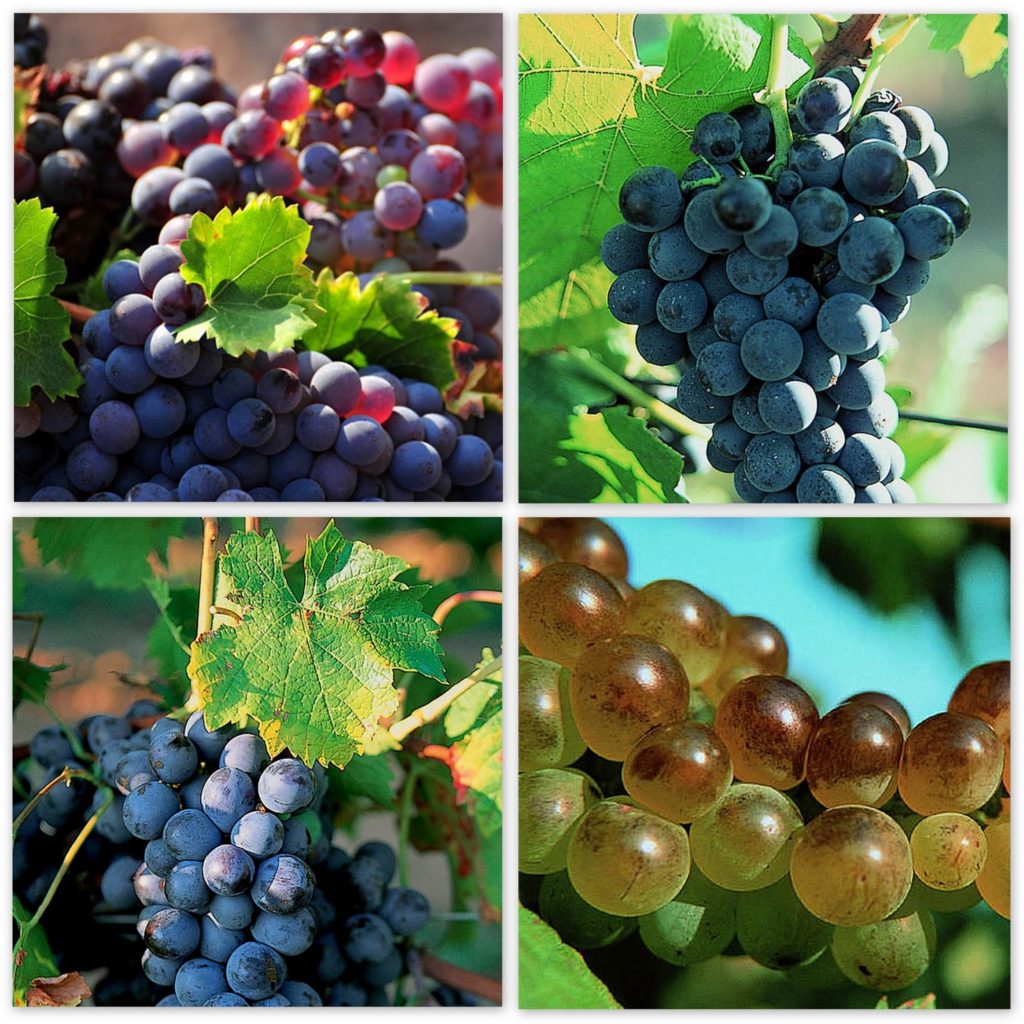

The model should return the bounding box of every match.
[16,705,434,1006]
[15,24,504,501]
[519,519,1009,994]
[14,13,48,69]
[602,68,971,503]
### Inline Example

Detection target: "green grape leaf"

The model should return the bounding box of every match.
[444,650,501,739]
[303,269,462,389]
[518,906,622,1009]
[33,518,181,591]
[519,13,811,353]
[188,522,445,768]
[925,14,1007,77]
[520,354,684,502]
[145,580,198,684]
[177,195,321,356]
[13,528,26,609]
[78,248,139,312]
[13,656,64,710]
[328,753,396,809]
[13,898,66,1007]
[448,681,502,839]
[14,199,79,405]
[875,993,937,1009]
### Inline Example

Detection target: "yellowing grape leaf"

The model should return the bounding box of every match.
[188,522,445,768]
[926,14,1007,78]
[12,897,66,1008]
[518,13,811,354]
[178,195,321,356]
[518,906,621,1009]
[14,199,79,405]
[303,269,460,387]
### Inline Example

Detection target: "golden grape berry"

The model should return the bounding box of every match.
[518,527,556,583]
[790,805,913,926]
[623,579,727,688]
[805,702,903,807]
[842,691,911,737]
[519,768,601,875]
[536,518,630,579]
[975,820,1009,919]
[704,615,788,705]
[909,813,987,891]
[569,635,689,761]
[519,656,586,772]
[714,675,819,790]
[519,562,624,666]
[623,720,733,823]
[567,799,691,916]
[689,783,803,892]
[897,711,1004,815]
[948,660,1010,743]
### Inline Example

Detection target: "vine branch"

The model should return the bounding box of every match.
[432,590,502,628]
[418,951,502,1004]
[14,612,44,661]
[197,517,218,639]
[813,14,884,75]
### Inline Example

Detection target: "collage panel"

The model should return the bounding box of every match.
[15,13,503,504]
[518,517,1009,1009]
[13,516,502,1006]
[519,13,1007,504]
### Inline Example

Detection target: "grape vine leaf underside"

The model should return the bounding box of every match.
[518,906,622,1009]
[303,269,461,388]
[178,195,321,356]
[518,13,812,354]
[14,199,79,405]
[188,522,445,769]
[32,517,181,592]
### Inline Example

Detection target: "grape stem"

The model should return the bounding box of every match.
[389,655,502,743]
[848,16,921,120]
[12,767,98,840]
[14,611,44,661]
[418,950,502,1003]
[432,590,502,628]
[244,517,261,535]
[397,760,425,888]
[197,517,219,640]
[899,410,1008,433]
[758,16,795,174]
[565,348,712,441]
[393,271,503,288]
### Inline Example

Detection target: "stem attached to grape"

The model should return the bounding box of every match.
[565,348,712,441]
[848,16,921,120]
[759,16,795,175]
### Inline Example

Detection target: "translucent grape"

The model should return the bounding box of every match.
[897,712,1003,814]
[622,720,732,822]
[518,527,555,583]
[805,702,903,807]
[569,635,689,761]
[534,518,629,579]
[623,580,727,688]
[714,675,819,789]
[975,820,1009,919]
[519,655,586,772]
[735,876,832,969]
[831,911,936,990]
[703,614,788,704]
[910,813,987,891]
[948,660,1010,743]
[790,805,913,926]
[519,562,625,667]
[638,866,736,965]
[538,870,636,950]
[567,799,690,916]
[689,783,803,891]
[841,691,911,736]
[519,769,600,875]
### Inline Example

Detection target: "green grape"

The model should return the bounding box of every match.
[569,635,689,761]
[689,783,803,892]
[519,527,556,583]
[567,798,691,916]
[735,876,832,970]
[519,768,600,875]
[519,656,586,772]
[831,911,937,991]
[623,720,732,823]
[538,870,636,950]
[519,562,625,666]
[638,867,736,966]
[896,877,981,915]
[975,820,1009,919]
[623,579,727,689]
[790,805,913,926]
[910,813,987,890]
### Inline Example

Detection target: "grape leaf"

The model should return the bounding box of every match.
[177,195,321,356]
[444,652,501,739]
[328,753,396,809]
[518,13,811,353]
[13,528,26,608]
[518,906,621,1009]
[925,14,1007,77]
[33,518,181,591]
[145,580,197,684]
[303,270,462,389]
[12,897,65,1008]
[188,522,445,769]
[14,199,79,405]
[13,656,64,710]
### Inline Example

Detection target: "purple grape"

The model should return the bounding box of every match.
[298,142,341,187]
[334,416,390,467]
[132,166,185,224]
[194,408,243,460]
[169,176,220,216]
[227,398,277,448]
[106,345,157,393]
[145,325,201,378]
[103,260,145,302]
[373,181,422,231]
[446,435,494,486]
[310,452,358,500]
[89,400,140,454]
[110,294,162,346]
[134,384,187,438]
[212,368,257,408]
[280,478,326,501]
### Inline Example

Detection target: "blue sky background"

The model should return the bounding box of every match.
[609,517,1009,726]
